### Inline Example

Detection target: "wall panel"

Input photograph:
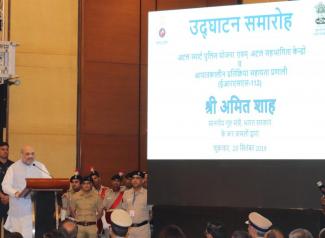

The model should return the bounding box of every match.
[82,0,140,64]
[80,0,141,184]
[140,0,156,65]
[9,0,78,177]
[80,0,242,181]
[81,62,139,135]
[207,0,239,5]
[80,134,139,181]
[157,0,206,10]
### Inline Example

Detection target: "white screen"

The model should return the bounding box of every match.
[148,0,325,160]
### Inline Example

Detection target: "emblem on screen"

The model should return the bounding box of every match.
[159,28,166,38]
[315,2,325,24]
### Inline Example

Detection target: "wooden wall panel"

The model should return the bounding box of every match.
[207,0,239,5]
[80,0,140,183]
[80,134,139,185]
[81,62,139,135]
[139,64,148,171]
[79,0,241,181]
[139,1,156,172]
[157,0,206,10]
[140,0,156,65]
[82,0,140,64]
[9,0,78,177]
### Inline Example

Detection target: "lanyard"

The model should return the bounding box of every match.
[132,191,137,206]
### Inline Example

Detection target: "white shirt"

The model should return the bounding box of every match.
[1,159,50,238]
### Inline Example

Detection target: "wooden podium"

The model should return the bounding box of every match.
[21,178,70,238]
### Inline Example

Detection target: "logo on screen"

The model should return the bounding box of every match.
[156,27,168,45]
[159,28,166,38]
[314,2,325,35]
[315,3,325,24]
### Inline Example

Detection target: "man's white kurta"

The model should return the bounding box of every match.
[2,159,50,238]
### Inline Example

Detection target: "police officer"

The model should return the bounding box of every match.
[90,168,109,200]
[204,222,225,238]
[246,212,272,238]
[61,171,83,221]
[101,174,125,237]
[0,141,13,237]
[142,172,148,189]
[122,171,150,238]
[122,172,132,190]
[70,176,103,238]
[89,168,109,237]
[109,209,132,238]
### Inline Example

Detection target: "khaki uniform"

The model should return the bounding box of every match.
[97,185,109,200]
[122,187,150,238]
[94,184,110,237]
[70,190,102,238]
[101,189,124,238]
[120,185,127,191]
[103,189,124,211]
[61,189,78,219]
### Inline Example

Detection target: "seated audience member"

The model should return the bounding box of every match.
[265,228,285,238]
[43,230,65,238]
[158,225,187,238]
[109,209,132,238]
[59,219,78,238]
[289,229,313,238]
[204,222,226,238]
[7,232,23,238]
[246,212,272,238]
[231,230,250,238]
[319,228,325,238]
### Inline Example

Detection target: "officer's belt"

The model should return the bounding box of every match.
[76,221,97,226]
[131,220,148,227]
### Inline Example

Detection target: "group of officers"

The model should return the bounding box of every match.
[0,141,151,238]
[61,169,151,238]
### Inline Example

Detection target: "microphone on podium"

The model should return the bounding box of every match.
[32,163,52,178]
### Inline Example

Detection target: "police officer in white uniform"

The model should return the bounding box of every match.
[246,212,272,238]
[109,209,132,238]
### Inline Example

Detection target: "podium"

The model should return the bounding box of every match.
[20,178,70,238]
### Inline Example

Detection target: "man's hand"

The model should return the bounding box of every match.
[0,195,9,205]
[14,191,21,198]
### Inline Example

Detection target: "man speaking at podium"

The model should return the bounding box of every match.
[2,145,50,238]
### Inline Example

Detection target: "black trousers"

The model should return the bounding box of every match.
[0,204,9,238]
[0,215,10,238]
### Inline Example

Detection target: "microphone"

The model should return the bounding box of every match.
[316,181,325,195]
[32,163,52,178]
